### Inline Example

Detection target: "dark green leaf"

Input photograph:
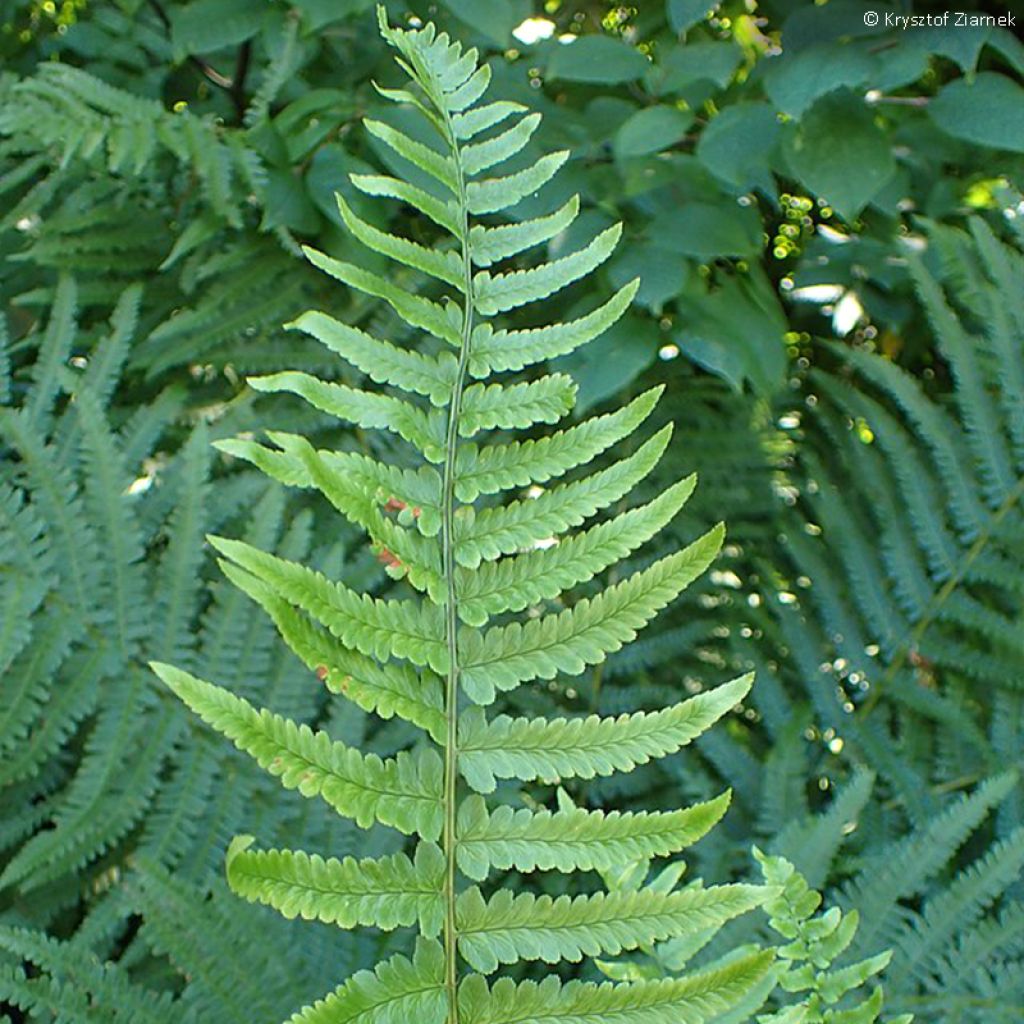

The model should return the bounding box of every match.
[697,102,779,194]
[609,242,691,311]
[553,312,655,412]
[929,73,1024,154]
[677,271,787,394]
[614,106,693,159]
[763,43,876,118]
[262,169,320,234]
[783,89,895,220]
[656,202,763,261]
[441,0,532,47]
[653,42,742,94]
[547,36,650,84]
[171,0,260,58]
[666,0,721,33]
[293,0,375,30]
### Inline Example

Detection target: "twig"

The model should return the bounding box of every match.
[148,0,251,120]
[868,94,930,108]
[230,41,253,121]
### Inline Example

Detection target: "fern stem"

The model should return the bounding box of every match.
[440,112,475,1024]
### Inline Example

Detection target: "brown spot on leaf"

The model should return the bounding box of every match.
[376,547,403,569]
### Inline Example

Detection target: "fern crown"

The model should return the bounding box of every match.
[152,9,771,1023]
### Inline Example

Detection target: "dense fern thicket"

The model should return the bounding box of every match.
[1,0,1023,1021]
[0,280,384,1019]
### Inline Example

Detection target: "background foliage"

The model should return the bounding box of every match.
[0,0,1022,1021]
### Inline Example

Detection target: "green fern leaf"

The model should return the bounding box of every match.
[473,225,622,315]
[458,375,577,436]
[452,100,526,140]
[455,475,695,625]
[26,274,76,430]
[469,280,639,375]
[335,194,464,288]
[455,791,731,880]
[150,663,444,839]
[455,883,766,972]
[302,246,461,346]
[469,195,580,267]
[218,562,446,742]
[458,674,752,792]
[453,386,663,502]
[152,11,773,1021]
[466,151,569,215]
[247,371,445,456]
[461,113,541,175]
[350,173,461,234]
[287,308,459,405]
[226,835,446,935]
[454,426,672,568]
[288,938,447,1024]
[457,951,775,1024]
[208,536,449,672]
[364,118,459,192]
[458,526,724,703]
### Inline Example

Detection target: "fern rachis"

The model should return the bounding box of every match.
[152,10,775,1023]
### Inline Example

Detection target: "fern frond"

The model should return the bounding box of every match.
[208,536,449,671]
[247,371,445,456]
[466,151,570,215]
[287,308,458,405]
[828,345,986,536]
[26,274,76,430]
[455,475,695,625]
[454,426,673,568]
[363,117,459,192]
[301,245,461,346]
[756,850,909,1023]
[454,386,663,502]
[458,526,724,702]
[151,10,772,1021]
[226,836,446,935]
[335,194,464,288]
[457,951,775,1024]
[473,225,622,315]
[452,100,526,140]
[350,173,460,234]
[886,824,1024,989]
[223,565,446,742]
[151,663,445,840]
[455,883,767,972]
[469,281,639,375]
[460,113,541,176]
[469,195,580,267]
[288,938,447,1024]
[842,771,1017,955]
[0,927,178,1024]
[458,674,751,792]
[909,254,1016,504]
[455,792,731,880]
[458,375,577,435]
